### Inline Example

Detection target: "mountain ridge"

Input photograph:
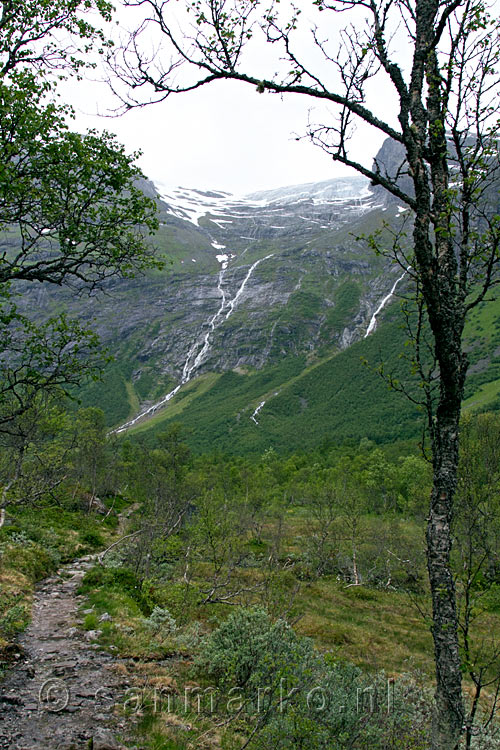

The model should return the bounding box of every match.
[17,140,500,452]
[79,167,415,440]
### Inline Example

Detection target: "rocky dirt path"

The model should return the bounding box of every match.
[0,516,140,750]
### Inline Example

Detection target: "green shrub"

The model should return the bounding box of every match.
[79,566,140,595]
[0,597,29,637]
[83,613,98,630]
[78,565,153,614]
[197,607,317,695]
[81,530,104,549]
[1,543,52,581]
[196,608,432,749]
[156,581,201,623]
[145,606,177,635]
[151,535,184,563]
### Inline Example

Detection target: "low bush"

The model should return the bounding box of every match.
[78,565,154,614]
[196,607,432,749]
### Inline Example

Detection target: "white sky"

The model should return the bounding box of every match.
[62,2,393,195]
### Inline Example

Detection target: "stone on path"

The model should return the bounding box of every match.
[0,555,135,750]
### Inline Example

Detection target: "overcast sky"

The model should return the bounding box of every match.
[63,2,391,195]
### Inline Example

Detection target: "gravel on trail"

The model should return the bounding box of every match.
[0,554,137,750]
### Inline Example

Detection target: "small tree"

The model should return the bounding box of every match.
[122,427,193,578]
[304,484,342,578]
[112,0,500,745]
[72,407,108,511]
[0,1,161,520]
[0,392,73,526]
[0,306,103,433]
[0,0,159,288]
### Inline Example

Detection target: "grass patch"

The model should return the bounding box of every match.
[0,499,126,658]
[125,372,222,435]
[125,379,140,416]
[463,376,500,412]
[295,579,433,674]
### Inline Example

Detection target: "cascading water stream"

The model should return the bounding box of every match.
[181,260,229,383]
[364,268,409,338]
[224,254,274,320]
[250,401,266,425]
[113,253,274,434]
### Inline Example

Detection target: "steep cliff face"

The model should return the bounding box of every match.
[154,177,408,366]
[104,176,411,417]
[23,164,414,431]
[10,136,500,450]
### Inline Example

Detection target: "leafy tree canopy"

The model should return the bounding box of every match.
[0,2,160,427]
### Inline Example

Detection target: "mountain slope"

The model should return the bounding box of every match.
[31,171,412,431]
[19,148,500,452]
[124,311,422,454]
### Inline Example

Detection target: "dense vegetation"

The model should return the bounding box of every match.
[78,289,500,458]
[1,2,500,749]
[2,408,500,747]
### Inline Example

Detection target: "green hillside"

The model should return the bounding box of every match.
[109,288,500,454]
[463,293,500,412]
[63,180,500,455]
[119,307,421,453]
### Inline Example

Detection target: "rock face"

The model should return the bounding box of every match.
[370,138,414,203]
[20,144,413,427]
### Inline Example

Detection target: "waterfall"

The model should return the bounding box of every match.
[224,254,274,320]
[364,268,409,338]
[250,401,266,425]
[113,253,274,434]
